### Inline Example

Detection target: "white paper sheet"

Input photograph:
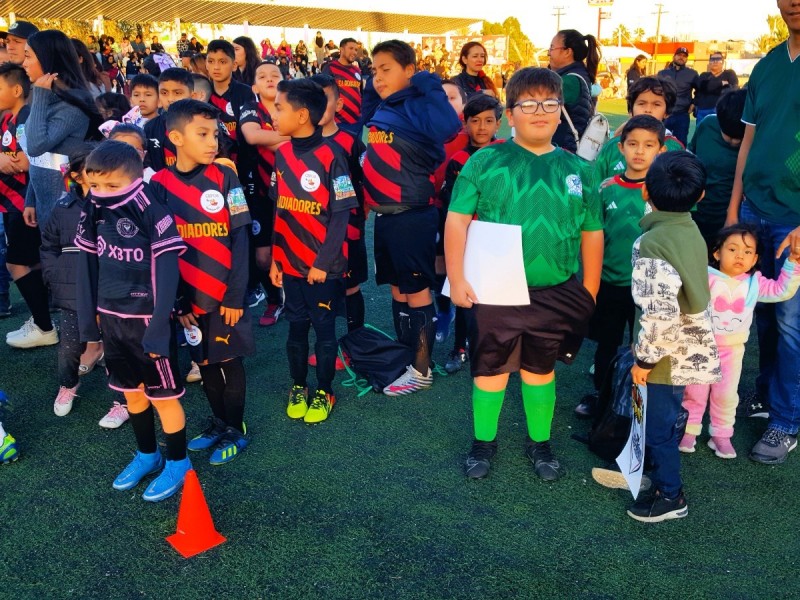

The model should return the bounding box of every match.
[616,384,647,500]
[442,220,530,306]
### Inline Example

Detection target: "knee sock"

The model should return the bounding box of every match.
[14,270,53,332]
[198,364,227,422]
[152,399,186,461]
[264,277,283,306]
[315,340,338,393]
[410,304,437,374]
[435,275,450,314]
[472,384,505,442]
[124,391,156,454]
[453,307,467,351]
[345,289,365,332]
[392,299,410,344]
[522,379,556,443]
[287,320,311,387]
[220,358,246,432]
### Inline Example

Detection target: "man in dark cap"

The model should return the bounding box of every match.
[0,20,38,65]
[658,47,698,145]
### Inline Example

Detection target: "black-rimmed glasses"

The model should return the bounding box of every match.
[511,99,562,114]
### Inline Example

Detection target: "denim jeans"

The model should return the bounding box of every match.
[664,111,690,146]
[694,108,716,126]
[0,216,10,296]
[645,383,685,498]
[740,200,800,434]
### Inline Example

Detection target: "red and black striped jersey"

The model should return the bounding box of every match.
[239,99,276,199]
[210,80,254,162]
[321,60,363,126]
[363,126,440,211]
[270,137,358,278]
[74,178,186,318]
[327,128,366,241]
[150,163,251,315]
[144,115,177,172]
[0,106,29,213]
[433,130,468,207]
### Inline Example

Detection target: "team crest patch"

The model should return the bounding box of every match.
[116,218,139,238]
[2,130,11,147]
[200,190,225,214]
[184,326,202,346]
[227,186,249,216]
[566,174,583,196]
[332,175,356,201]
[301,170,321,192]
[252,219,261,236]
[225,102,234,117]
[355,72,362,81]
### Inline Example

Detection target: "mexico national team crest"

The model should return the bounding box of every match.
[200,190,225,214]
[566,174,583,196]
[184,325,202,346]
[116,218,139,238]
[2,130,11,148]
[301,170,321,193]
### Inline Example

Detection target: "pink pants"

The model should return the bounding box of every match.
[682,342,744,439]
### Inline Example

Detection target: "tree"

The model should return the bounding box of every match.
[633,27,646,42]
[482,17,535,66]
[683,326,709,346]
[611,24,630,44]
[687,353,709,371]
[754,14,788,53]
[658,282,671,298]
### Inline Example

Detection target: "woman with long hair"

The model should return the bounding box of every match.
[233,36,261,85]
[22,30,103,229]
[626,54,647,89]
[547,28,601,152]
[260,38,275,59]
[452,41,497,98]
[71,38,109,97]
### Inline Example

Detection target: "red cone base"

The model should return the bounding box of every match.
[166,469,226,558]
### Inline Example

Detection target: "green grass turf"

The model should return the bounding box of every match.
[0,102,790,598]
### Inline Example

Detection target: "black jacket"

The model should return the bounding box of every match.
[657,64,699,114]
[41,189,85,311]
[694,70,739,110]
[555,61,593,153]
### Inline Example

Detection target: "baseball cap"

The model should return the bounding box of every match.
[674,47,689,55]
[0,21,39,40]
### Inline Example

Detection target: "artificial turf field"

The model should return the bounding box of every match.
[3,99,799,599]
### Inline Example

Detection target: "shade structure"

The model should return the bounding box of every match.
[0,0,481,34]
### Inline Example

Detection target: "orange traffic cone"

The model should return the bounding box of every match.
[166,469,226,558]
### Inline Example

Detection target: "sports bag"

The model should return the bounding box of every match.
[338,324,414,395]
[561,73,610,161]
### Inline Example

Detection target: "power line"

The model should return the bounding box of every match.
[552,6,566,32]
[653,3,668,63]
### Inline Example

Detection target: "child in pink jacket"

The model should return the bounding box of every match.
[680,224,800,458]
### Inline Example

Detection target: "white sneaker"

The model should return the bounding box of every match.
[53,384,80,417]
[6,316,34,339]
[383,365,433,396]
[186,361,202,383]
[99,401,129,429]
[7,318,58,348]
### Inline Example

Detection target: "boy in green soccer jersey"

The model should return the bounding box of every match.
[689,89,745,247]
[594,76,682,183]
[445,68,603,481]
[576,115,666,419]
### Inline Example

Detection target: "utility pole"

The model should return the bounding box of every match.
[553,6,566,32]
[653,3,668,69]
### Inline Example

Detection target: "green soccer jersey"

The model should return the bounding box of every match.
[600,175,646,286]
[593,133,684,185]
[449,141,602,287]
[742,41,800,225]
[688,114,739,231]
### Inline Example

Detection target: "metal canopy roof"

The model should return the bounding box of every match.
[1,0,480,34]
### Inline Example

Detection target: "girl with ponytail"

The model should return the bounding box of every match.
[547,29,601,152]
